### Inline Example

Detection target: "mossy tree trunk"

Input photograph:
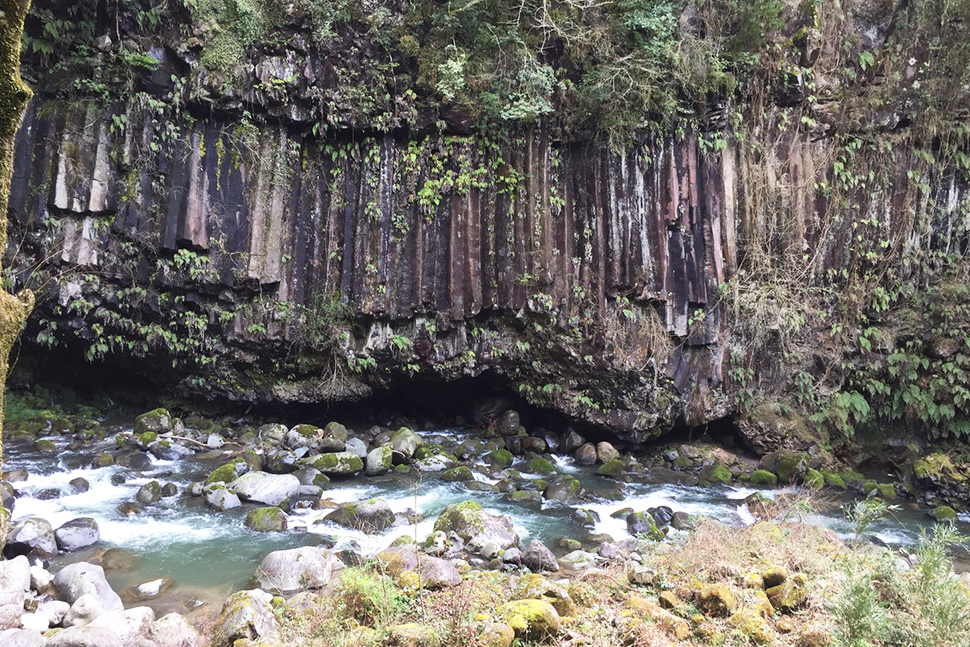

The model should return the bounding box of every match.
[0,0,35,544]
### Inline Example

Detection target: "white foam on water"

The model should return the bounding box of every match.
[736,505,758,526]
[551,455,579,473]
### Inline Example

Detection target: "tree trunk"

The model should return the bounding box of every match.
[0,0,35,544]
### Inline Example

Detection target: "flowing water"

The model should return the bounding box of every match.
[5,425,969,619]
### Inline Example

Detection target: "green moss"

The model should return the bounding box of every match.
[597,459,624,477]
[485,449,514,469]
[433,500,485,538]
[914,454,964,481]
[441,466,473,482]
[931,505,957,521]
[702,464,733,484]
[822,471,846,489]
[245,506,287,531]
[526,457,556,475]
[804,468,824,489]
[748,470,778,486]
[206,459,244,485]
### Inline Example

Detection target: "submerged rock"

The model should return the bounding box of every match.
[324,499,396,534]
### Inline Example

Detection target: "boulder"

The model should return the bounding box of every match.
[45,626,124,647]
[254,547,344,593]
[90,607,155,645]
[390,428,421,462]
[134,409,172,435]
[543,475,581,503]
[699,583,736,617]
[135,481,161,505]
[211,589,279,647]
[522,540,559,572]
[230,472,300,507]
[5,518,56,559]
[128,578,174,600]
[205,459,249,486]
[0,628,44,646]
[558,550,597,576]
[150,613,202,647]
[55,518,100,552]
[433,501,518,552]
[68,478,90,494]
[147,440,193,461]
[345,437,368,459]
[0,557,30,608]
[495,410,521,437]
[498,599,560,639]
[204,486,241,511]
[387,623,441,647]
[516,574,576,617]
[53,563,123,613]
[244,507,287,532]
[573,443,597,466]
[365,446,393,476]
[596,441,619,464]
[307,452,363,476]
[257,423,288,446]
[324,499,395,534]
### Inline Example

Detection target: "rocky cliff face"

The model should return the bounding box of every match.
[6,0,970,446]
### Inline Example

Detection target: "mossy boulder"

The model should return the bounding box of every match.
[498,599,561,639]
[914,453,964,481]
[366,446,393,476]
[748,470,778,486]
[319,422,349,451]
[931,505,958,521]
[762,565,788,588]
[433,500,518,551]
[760,450,808,483]
[597,459,624,478]
[699,583,736,617]
[134,408,172,435]
[766,574,808,611]
[822,471,846,489]
[730,608,775,644]
[91,454,114,467]
[479,622,515,647]
[387,623,442,647]
[701,464,732,484]
[516,573,576,617]
[308,452,364,476]
[543,475,581,502]
[211,588,279,646]
[35,439,57,452]
[441,466,473,482]
[525,457,556,475]
[136,481,161,505]
[485,449,514,469]
[244,507,287,532]
[206,458,249,485]
[510,490,542,504]
[390,427,421,461]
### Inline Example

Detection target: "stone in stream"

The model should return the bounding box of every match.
[257,423,287,447]
[324,499,396,534]
[36,488,61,500]
[160,482,178,497]
[205,486,241,511]
[150,613,202,647]
[596,441,620,464]
[127,577,175,600]
[573,443,597,466]
[345,437,368,459]
[561,429,585,452]
[53,562,124,615]
[433,501,519,553]
[230,471,300,507]
[118,502,143,516]
[495,410,521,437]
[136,481,161,505]
[366,446,393,476]
[0,482,15,512]
[205,458,249,485]
[55,518,100,552]
[543,475,581,503]
[4,518,57,560]
[134,408,172,435]
[2,469,27,482]
[148,440,194,461]
[308,452,364,476]
[255,546,344,593]
[244,507,287,532]
[68,477,90,493]
[211,589,279,647]
[390,428,421,462]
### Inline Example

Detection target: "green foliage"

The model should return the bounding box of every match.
[336,566,409,627]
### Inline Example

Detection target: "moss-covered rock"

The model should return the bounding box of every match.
[822,470,846,489]
[387,623,441,647]
[136,480,161,505]
[485,449,514,469]
[931,505,958,521]
[525,457,556,475]
[914,453,964,481]
[729,608,775,644]
[766,574,807,611]
[206,458,248,485]
[543,475,581,502]
[91,453,114,467]
[441,466,474,482]
[699,583,736,617]
[245,507,287,531]
[701,464,732,484]
[748,470,778,486]
[762,565,788,588]
[479,622,515,647]
[597,459,624,477]
[498,599,561,639]
[135,408,172,435]
[433,500,517,550]
[308,451,363,476]
[760,449,808,483]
